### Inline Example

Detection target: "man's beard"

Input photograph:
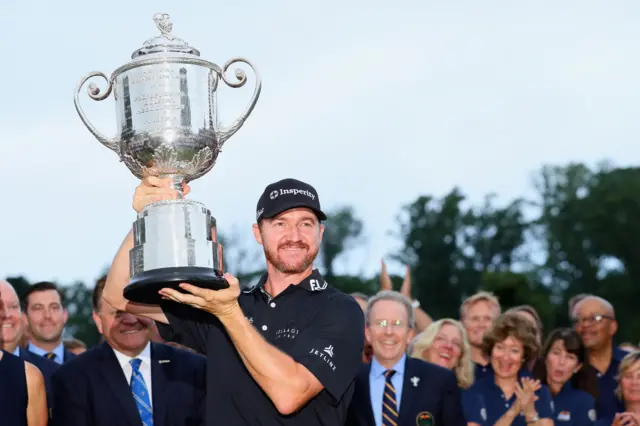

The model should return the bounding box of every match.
[264,241,319,274]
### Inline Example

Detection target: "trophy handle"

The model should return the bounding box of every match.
[74,72,119,154]
[217,58,262,145]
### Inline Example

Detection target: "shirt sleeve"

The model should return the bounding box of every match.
[289,293,365,402]
[535,385,554,419]
[160,300,219,355]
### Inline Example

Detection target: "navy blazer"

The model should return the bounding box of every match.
[50,341,206,426]
[18,348,59,411]
[346,356,467,426]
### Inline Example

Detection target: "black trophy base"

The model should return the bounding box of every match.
[123,266,229,305]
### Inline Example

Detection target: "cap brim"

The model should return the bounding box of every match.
[261,201,327,221]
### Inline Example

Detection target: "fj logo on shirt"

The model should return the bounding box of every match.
[308,347,336,371]
[309,279,328,291]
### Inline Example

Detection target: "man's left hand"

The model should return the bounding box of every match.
[158,272,241,318]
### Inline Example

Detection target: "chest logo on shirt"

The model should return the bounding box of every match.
[557,411,571,421]
[275,328,299,340]
[308,347,337,371]
[416,411,434,426]
[480,408,487,421]
[588,409,596,422]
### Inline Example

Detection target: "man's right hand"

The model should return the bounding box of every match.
[133,177,191,213]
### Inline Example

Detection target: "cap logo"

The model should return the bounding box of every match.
[256,208,264,220]
[273,188,315,200]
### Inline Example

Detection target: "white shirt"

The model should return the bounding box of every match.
[112,342,153,407]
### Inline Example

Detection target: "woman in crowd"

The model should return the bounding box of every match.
[410,318,475,389]
[506,305,543,344]
[611,351,640,426]
[0,350,48,425]
[532,328,598,426]
[462,312,554,426]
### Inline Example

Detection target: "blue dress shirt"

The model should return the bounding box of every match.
[28,342,65,364]
[370,354,406,426]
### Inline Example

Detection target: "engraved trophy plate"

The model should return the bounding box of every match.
[74,13,261,304]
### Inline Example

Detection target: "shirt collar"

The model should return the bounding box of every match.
[12,346,20,356]
[371,353,407,378]
[112,341,152,373]
[28,342,64,361]
[243,269,329,294]
[613,346,629,363]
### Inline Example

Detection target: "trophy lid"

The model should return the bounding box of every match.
[131,13,200,58]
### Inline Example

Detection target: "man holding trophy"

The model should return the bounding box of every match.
[77,12,365,426]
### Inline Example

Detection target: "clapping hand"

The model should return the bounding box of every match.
[614,413,640,426]
[515,377,541,417]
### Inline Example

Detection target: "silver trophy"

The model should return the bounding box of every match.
[74,13,261,304]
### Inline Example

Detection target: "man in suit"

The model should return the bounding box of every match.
[347,290,466,426]
[23,281,77,364]
[50,275,206,426]
[0,280,59,408]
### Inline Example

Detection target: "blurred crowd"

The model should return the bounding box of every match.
[2,258,639,426]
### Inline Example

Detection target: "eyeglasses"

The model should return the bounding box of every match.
[370,319,408,329]
[571,314,613,326]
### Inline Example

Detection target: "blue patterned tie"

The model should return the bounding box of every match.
[130,358,154,426]
[382,370,399,426]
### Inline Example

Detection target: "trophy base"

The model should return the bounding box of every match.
[124,266,229,305]
[125,199,227,305]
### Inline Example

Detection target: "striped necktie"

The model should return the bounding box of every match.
[130,358,154,426]
[382,369,399,426]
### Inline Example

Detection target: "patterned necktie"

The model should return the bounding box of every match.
[382,369,399,426]
[45,352,56,361]
[130,358,154,426]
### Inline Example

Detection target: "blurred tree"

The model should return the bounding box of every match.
[6,276,30,300]
[393,189,466,319]
[61,281,100,347]
[393,188,529,319]
[531,163,640,341]
[318,206,364,280]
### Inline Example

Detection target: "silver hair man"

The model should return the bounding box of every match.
[365,290,416,329]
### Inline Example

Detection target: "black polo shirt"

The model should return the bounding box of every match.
[160,269,365,426]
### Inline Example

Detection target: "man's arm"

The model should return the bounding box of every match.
[219,308,322,415]
[219,295,364,415]
[25,362,47,426]
[102,230,168,324]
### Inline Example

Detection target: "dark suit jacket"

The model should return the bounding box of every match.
[19,348,59,410]
[50,341,206,426]
[61,348,77,363]
[346,357,467,426]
